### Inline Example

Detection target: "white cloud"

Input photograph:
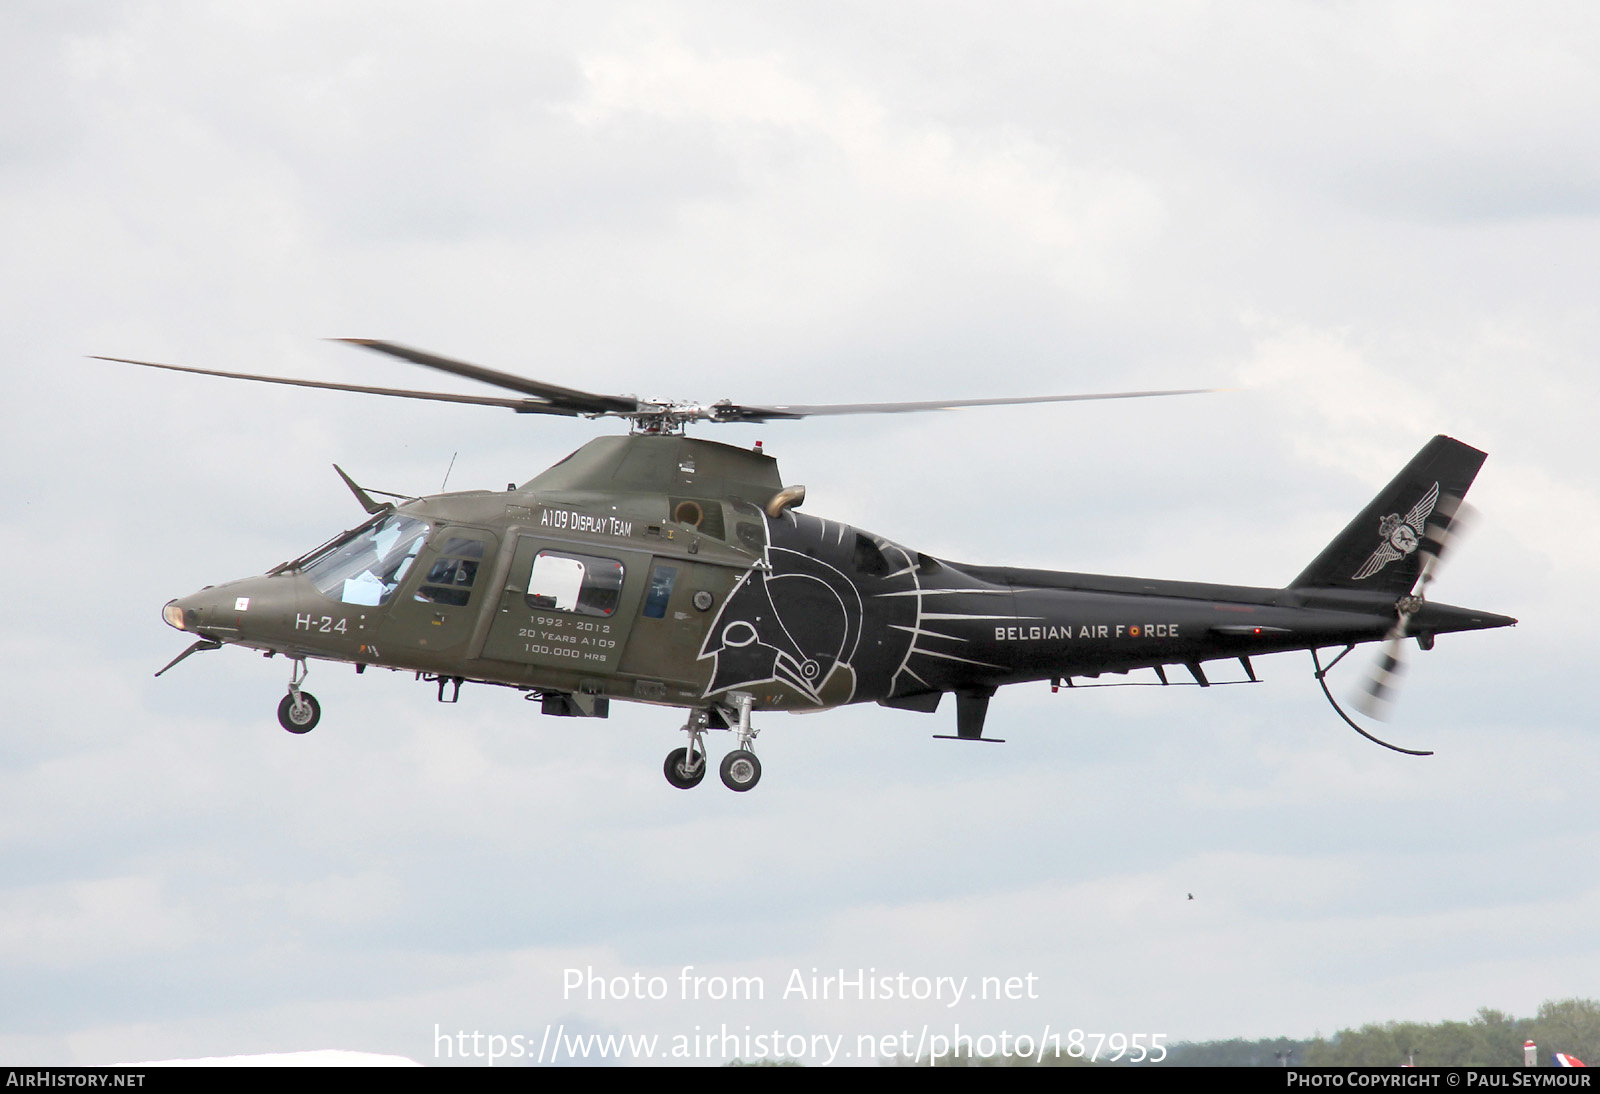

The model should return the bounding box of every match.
[0,879,192,968]
[1,0,1594,1067]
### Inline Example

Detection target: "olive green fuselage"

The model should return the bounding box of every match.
[164,435,1514,723]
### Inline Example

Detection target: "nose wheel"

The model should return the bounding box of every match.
[277,658,320,734]
[278,691,321,733]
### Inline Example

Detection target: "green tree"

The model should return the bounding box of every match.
[1468,1007,1528,1065]
[1528,998,1600,1064]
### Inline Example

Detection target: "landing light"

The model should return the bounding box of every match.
[163,602,187,631]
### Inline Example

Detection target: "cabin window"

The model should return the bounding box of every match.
[642,565,677,619]
[526,550,624,616]
[306,515,429,606]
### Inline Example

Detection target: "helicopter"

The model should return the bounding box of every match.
[103,340,1515,791]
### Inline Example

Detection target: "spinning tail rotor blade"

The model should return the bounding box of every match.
[1351,624,1408,720]
[1416,495,1477,595]
[1349,493,1474,721]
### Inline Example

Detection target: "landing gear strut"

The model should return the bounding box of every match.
[660,695,764,791]
[664,746,706,789]
[718,692,761,791]
[277,658,320,733]
[719,750,761,791]
[664,709,709,790]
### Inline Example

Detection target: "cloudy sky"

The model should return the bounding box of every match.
[3,0,1596,1067]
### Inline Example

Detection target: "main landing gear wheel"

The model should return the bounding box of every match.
[719,749,762,792]
[664,747,706,789]
[277,692,321,734]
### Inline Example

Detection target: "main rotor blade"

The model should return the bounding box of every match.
[90,356,579,415]
[334,339,641,415]
[721,387,1224,422]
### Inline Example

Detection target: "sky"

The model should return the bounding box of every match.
[2,0,1597,1068]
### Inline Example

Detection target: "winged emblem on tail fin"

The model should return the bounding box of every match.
[1352,482,1440,580]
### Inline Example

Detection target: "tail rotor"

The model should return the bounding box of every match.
[1350,495,1476,720]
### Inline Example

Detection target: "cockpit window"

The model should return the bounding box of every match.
[414,533,488,607]
[305,515,429,606]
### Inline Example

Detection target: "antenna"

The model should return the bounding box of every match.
[441,451,458,492]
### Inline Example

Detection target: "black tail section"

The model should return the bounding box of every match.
[1290,436,1486,595]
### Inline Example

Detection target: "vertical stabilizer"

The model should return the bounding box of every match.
[1290,436,1486,594]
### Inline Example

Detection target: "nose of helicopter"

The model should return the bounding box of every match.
[161,576,300,641]
[163,591,218,633]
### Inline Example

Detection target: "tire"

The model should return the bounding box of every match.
[277,692,321,734]
[664,746,706,789]
[719,749,762,792]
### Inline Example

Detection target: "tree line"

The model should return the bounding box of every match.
[1152,998,1600,1068]
[890,998,1600,1066]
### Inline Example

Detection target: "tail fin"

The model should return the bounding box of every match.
[1290,435,1486,594]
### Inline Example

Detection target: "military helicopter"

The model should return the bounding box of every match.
[103,340,1514,791]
